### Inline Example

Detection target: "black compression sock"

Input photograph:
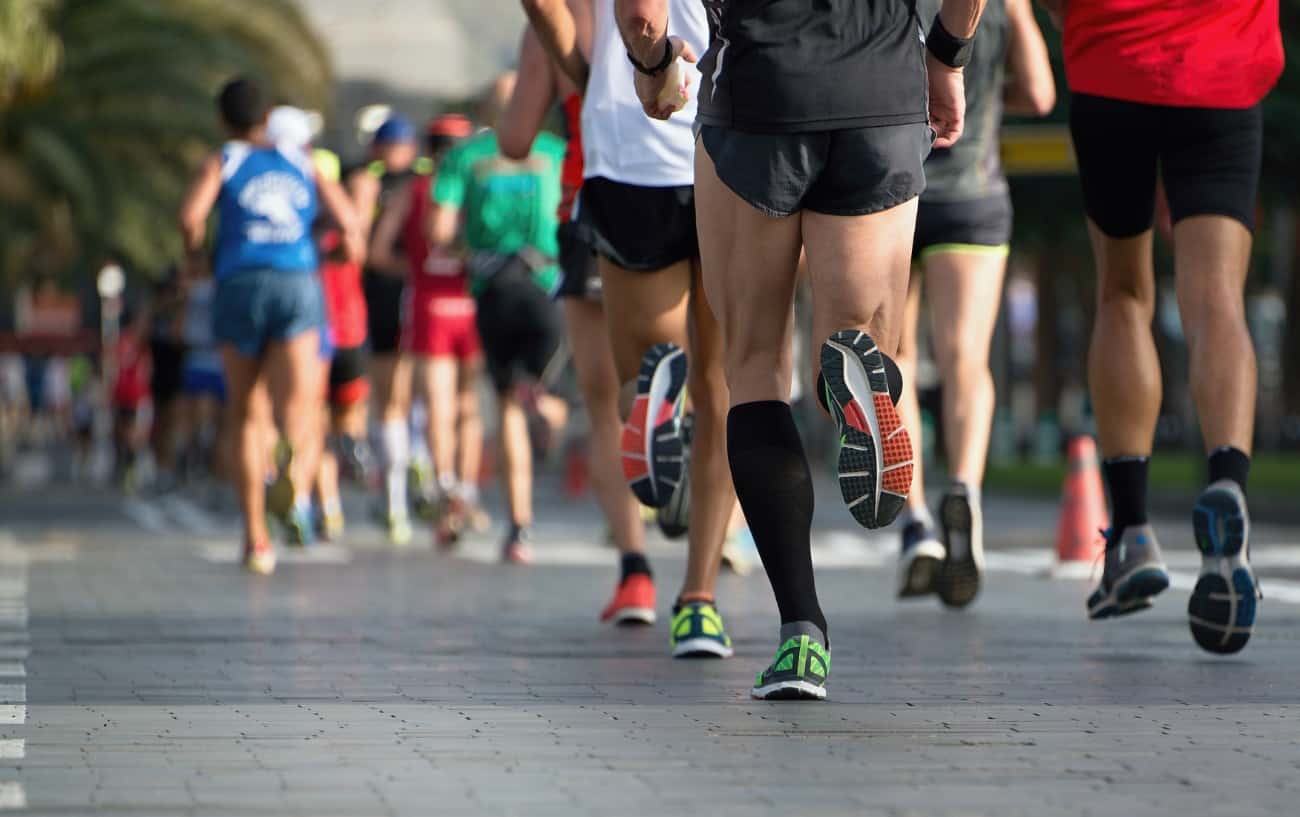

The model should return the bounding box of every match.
[619,552,652,582]
[726,401,826,638]
[1207,446,1250,495]
[1103,455,1150,534]
[815,351,903,413]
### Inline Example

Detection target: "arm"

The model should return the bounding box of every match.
[615,0,698,120]
[500,28,558,160]
[926,0,990,148]
[177,155,222,255]
[1003,0,1056,116]
[521,0,589,89]
[317,170,366,264]
[428,203,460,250]
[368,181,412,276]
[428,146,466,249]
[346,169,381,239]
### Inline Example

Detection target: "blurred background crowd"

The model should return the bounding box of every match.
[0,0,1297,506]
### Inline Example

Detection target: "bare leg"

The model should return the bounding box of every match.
[563,297,644,555]
[680,264,736,599]
[220,347,269,546]
[1087,225,1159,458]
[456,359,483,490]
[421,356,459,485]
[498,392,532,528]
[1173,216,1256,453]
[895,268,928,513]
[925,249,1008,486]
[262,330,322,498]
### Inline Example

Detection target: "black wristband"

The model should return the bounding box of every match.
[926,14,974,69]
[627,39,673,76]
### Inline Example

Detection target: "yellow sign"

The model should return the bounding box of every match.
[1001,125,1076,175]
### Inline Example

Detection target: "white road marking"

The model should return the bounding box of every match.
[122,497,167,532]
[0,782,25,809]
[0,666,22,680]
[199,543,352,565]
[0,688,23,705]
[159,495,220,534]
[0,741,22,760]
[0,707,23,725]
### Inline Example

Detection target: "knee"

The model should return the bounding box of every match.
[1097,269,1156,319]
[931,336,991,386]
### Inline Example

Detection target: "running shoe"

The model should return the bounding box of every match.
[820,330,913,529]
[669,601,733,658]
[656,412,693,539]
[600,573,657,625]
[502,526,534,565]
[936,486,984,608]
[242,540,276,576]
[621,343,687,509]
[751,622,830,701]
[265,441,296,527]
[1188,480,1260,655]
[386,512,413,547]
[1087,524,1170,619]
[434,493,467,550]
[409,460,436,521]
[284,504,315,548]
[897,519,944,598]
[319,507,345,542]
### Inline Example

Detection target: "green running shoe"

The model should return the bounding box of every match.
[669,601,733,658]
[751,622,830,701]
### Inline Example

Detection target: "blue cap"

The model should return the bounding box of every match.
[372,115,416,145]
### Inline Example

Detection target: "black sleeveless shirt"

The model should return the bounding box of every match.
[696,0,929,133]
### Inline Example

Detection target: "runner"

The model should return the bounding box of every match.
[1045,0,1282,653]
[349,115,421,545]
[177,268,227,485]
[147,266,186,491]
[499,18,656,623]
[619,0,986,696]
[369,114,483,548]
[110,306,151,493]
[427,74,565,564]
[894,0,1054,606]
[178,76,363,575]
[526,0,739,657]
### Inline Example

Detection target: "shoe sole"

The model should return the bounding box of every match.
[1088,565,1170,620]
[656,468,690,539]
[1189,486,1257,655]
[622,344,687,509]
[607,607,657,627]
[751,680,827,701]
[672,637,733,659]
[821,331,912,530]
[937,491,983,608]
[897,540,945,598]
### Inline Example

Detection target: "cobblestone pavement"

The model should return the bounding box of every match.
[1,481,1299,816]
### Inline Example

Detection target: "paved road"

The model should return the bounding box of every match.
[1,476,1299,816]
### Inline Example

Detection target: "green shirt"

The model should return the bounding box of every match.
[432,129,565,295]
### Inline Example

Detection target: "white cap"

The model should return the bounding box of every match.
[267,106,315,150]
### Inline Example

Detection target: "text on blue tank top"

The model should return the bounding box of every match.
[215,143,319,278]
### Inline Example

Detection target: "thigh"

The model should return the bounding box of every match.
[1069,93,1159,239]
[923,249,1009,363]
[597,257,692,383]
[219,345,262,416]
[1161,104,1262,232]
[695,135,803,404]
[421,356,458,407]
[805,197,918,357]
[262,330,321,410]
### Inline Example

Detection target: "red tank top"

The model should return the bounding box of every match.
[1064,0,1282,108]
[558,93,584,223]
[403,175,469,298]
[112,331,151,406]
[320,255,368,348]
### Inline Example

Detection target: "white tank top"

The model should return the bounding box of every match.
[581,0,706,187]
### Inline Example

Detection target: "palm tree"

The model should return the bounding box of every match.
[0,0,333,291]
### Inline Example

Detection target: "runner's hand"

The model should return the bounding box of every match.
[927,51,966,149]
[634,37,697,121]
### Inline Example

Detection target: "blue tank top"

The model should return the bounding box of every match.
[214,142,319,279]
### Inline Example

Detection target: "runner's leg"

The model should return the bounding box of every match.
[895,269,928,517]
[220,347,269,548]
[262,328,321,501]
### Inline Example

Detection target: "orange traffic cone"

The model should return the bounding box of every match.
[1053,435,1109,578]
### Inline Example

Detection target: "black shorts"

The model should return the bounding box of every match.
[913,193,1013,260]
[362,270,405,354]
[1069,93,1263,238]
[578,177,698,271]
[474,257,564,393]
[700,122,931,218]
[329,344,368,388]
[555,219,602,300]
[148,338,186,406]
